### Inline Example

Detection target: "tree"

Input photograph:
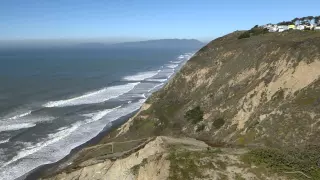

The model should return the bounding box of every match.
[292,17,299,25]
[306,16,314,24]
[238,31,250,39]
[300,17,306,25]
[184,106,203,124]
[315,16,320,25]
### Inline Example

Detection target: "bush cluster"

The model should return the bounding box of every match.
[185,106,204,124]
[242,146,320,179]
[238,25,269,39]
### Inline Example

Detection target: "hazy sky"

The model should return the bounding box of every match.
[1,0,319,43]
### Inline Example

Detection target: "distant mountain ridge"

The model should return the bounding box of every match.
[77,39,204,49]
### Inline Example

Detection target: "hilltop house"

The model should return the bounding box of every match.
[263,19,320,32]
[288,25,296,29]
[264,24,279,32]
[296,25,305,30]
[278,25,289,32]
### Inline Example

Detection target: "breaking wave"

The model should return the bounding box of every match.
[7,111,32,120]
[123,71,160,81]
[0,123,36,132]
[43,83,140,108]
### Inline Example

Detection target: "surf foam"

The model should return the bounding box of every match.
[146,78,167,82]
[0,139,9,144]
[0,100,146,180]
[7,111,32,120]
[83,106,121,124]
[0,123,36,132]
[167,64,179,69]
[43,82,140,108]
[0,123,80,169]
[123,71,159,81]
[147,83,165,92]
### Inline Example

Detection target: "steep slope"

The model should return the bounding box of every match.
[39,31,320,180]
[111,31,320,148]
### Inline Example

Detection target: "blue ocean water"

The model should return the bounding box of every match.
[0,46,195,180]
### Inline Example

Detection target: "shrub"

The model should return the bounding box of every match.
[238,25,269,39]
[249,27,269,36]
[196,124,205,132]
[185,106,204,124]
[213,118,225,129]
[242,147,320,179]
[238,31,251,39]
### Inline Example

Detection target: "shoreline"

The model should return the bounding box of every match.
[23,111,137,180]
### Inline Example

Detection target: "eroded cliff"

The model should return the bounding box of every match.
[40,31,320,180]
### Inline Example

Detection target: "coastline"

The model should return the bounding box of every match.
[15,53,193,180]
[22,111,138,180]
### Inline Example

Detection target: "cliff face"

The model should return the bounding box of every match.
[41,31,320,180]
[115,30,320,148]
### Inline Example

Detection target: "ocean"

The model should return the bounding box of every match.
[0,46,194,180]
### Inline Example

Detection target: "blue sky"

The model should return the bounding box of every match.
[1,0,319,43]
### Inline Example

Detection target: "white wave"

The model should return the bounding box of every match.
[123,71,159,81]
[83,106,121,123]
[146,78,167,82]
[171,60,183,64]
[178,55,185,59]
[43,82,140,108]
[0,105,121,170]
[167,72,174,79]
[0,123,80,169]
[7,111,32,120]
[148,83,165,92]
[167,64,179,69]
[0,139,9,144]
[0,99,147,180]
[0,123,36,132]
[177,53,194,60]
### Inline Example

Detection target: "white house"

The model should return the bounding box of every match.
[278,25,289,32]
[264,24,279,32]
[296,25,305,30]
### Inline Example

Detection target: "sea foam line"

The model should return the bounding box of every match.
[148,83,165,92]
[7,111,32,120]
[0,123,36,132]
[0,139,9,144]
[146,78,167,82]
[0,123,80,169]
[123,70,160,81]
[83,106,122,124]
[43,82,140,108]
[0,105,121,169]
[167,64,179,69]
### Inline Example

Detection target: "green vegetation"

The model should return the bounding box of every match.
[235,173,246,180]
[277,21,293,25]
[213,118,225,129]
[131,164,140,176]
[196,123,205,132]
[242,147,320,179]
[168,149,221,180]
[130,158,148,176]
[238,25,269,39]
[184,106,204,124]
[238,31,251,39]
